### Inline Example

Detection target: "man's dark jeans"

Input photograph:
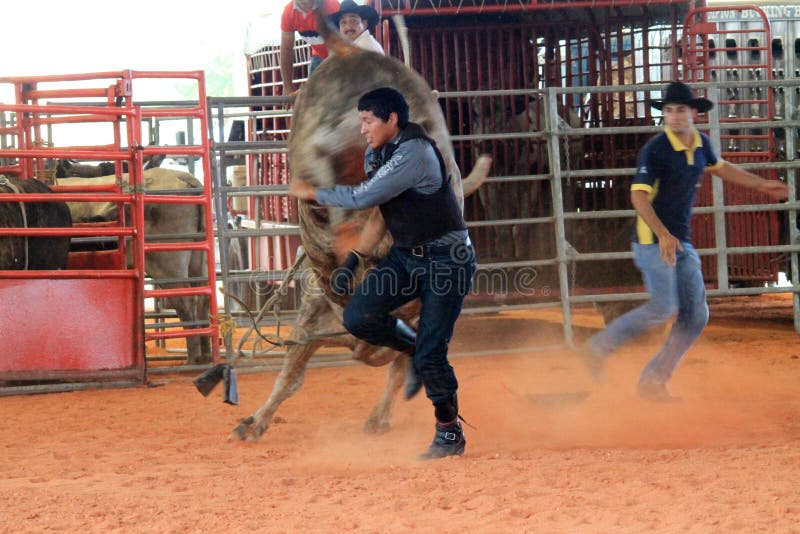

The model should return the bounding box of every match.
[343,244,476,405]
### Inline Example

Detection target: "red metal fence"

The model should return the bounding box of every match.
[0,96,147,383]
[683,4,781,284]
[0,71,219,386]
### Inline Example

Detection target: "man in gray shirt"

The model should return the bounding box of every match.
[290,87,476,459]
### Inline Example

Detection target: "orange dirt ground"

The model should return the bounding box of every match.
[1,294,799,533]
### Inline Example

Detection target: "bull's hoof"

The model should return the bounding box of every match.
[363,417,390,434]
[228,416,264,442]
[228,424,249,441]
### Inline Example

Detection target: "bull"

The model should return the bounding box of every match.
[56,168,211,364]
[229,13,491,441]
[0,176,72,270]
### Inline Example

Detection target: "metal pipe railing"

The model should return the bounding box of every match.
[206,82,800,349]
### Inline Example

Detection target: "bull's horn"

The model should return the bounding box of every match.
[317,7,359,58]
[462,154,492,198]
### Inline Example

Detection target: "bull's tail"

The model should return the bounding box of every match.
[391,14,410,67]
[462,154,492,198]
[316,8,360,58]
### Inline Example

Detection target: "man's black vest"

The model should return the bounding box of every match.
[374,122,467,248]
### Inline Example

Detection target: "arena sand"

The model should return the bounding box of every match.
[1,294,798,533]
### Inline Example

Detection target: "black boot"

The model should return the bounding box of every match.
[393,319,423,400]
[392,318,417,347]
[419,420,466,460]
[404,358,423,400]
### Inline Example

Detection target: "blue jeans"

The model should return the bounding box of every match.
[343,244,476,404]
[309,55,324,74]
[588,242,709,385]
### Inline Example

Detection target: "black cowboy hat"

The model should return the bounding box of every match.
[648,81,713,113]
[329,0,380,31]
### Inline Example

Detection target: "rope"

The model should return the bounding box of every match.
[457,414,477,430]
[230,249,347,362]
[0,177,29,270]
[564,240,579,293]
[223,287,347,364]
[216,314,237,338]
[559,115,573,189]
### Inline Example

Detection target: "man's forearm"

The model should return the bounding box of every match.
[317,146,423,209]
[280,35,295,93]
[280,57,294,92]
[316,185,372,209]
[714,161,765,190]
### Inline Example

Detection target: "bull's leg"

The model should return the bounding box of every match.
[347,331,414,433]
[362,355,409,434]
[230,339,324,441]
[229,290,337,441]
[349,331,414,434]
[351,341,404,367]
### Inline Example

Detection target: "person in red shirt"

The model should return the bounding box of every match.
[280,0,341,96]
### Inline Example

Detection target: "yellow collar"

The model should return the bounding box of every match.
[665,127,701,152]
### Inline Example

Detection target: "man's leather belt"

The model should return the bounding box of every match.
[401,240,471,258]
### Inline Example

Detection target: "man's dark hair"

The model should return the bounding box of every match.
[357,87,409,128]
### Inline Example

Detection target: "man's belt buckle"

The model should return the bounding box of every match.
[411,246,425,257]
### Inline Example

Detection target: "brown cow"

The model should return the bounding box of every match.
[57,168,211,364]
[229,12,490,441]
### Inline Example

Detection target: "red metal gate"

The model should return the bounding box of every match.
[0,70,219,386]
[683,5,782,284]
[0,96,147,383]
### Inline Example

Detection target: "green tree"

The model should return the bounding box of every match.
[173,53,235,100]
